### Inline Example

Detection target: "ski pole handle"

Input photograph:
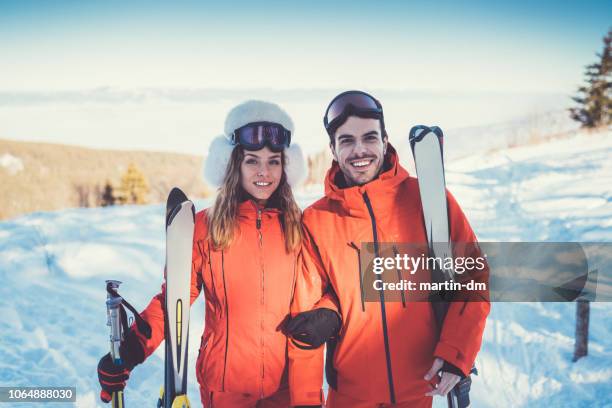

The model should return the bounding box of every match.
[106,280,126,408]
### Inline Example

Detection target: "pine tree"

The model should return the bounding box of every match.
[569,28,611,128]
[117,163,150,205]
[100,181,116,207]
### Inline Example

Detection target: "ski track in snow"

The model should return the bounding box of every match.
[0,130,610,407]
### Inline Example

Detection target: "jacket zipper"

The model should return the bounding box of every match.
[257,208,265,399]
[220,250,229,391]
[363,192,396,404]
[348,242,366,312]
[206,241,221,309]
[392,246,407,308]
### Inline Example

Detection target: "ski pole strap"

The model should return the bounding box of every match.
[449,375,472,408]
[119,303,129,341]
[106,284,152,339]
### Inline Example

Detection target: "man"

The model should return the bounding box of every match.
[286,91,490,407]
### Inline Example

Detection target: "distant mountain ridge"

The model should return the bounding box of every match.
[0,139,211,220]
[0,110,588,220]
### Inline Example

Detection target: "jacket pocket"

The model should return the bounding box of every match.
[196,332,213,387]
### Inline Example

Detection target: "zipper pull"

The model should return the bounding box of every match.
[256,208,262,229]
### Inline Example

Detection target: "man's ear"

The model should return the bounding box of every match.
[383,135,388,155]
[329,140,338,161]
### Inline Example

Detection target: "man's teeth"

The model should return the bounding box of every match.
[255,181,272,186]
[351,160,372,167]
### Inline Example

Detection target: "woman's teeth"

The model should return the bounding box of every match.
[255,181,272,186]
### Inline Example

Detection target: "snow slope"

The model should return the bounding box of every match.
[441,129,612,408]
[0,129,610,407]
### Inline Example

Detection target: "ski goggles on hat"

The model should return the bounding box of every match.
[231,122,291,151]
[324,90,383,131]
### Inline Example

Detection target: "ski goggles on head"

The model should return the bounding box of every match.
[324,90,383,131]
[231,122,291,151]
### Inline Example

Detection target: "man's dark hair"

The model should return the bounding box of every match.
[323,91,388,144]
[327,109,388,145]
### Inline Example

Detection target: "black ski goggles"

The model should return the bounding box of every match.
[231,122,291,152]
[323,90,383,131]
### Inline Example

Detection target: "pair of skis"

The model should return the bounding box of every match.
[410,126,476,408]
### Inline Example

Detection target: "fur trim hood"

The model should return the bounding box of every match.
[204,100,306,188]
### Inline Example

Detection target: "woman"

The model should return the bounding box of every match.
[97,100,307,407]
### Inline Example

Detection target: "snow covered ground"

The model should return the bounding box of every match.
[441,129,612,408]
[0,153,24,175]
[0,129,610,407]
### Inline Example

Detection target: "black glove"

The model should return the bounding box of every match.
[97,330,145,403]
[285,308,341,348]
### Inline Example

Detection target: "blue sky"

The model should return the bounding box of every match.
[0,0,610,92]
[0,1,608,154]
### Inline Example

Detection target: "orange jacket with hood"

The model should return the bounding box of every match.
[288,145,490,405]
[133,200,298,399]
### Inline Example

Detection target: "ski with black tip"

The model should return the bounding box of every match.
[410,125,475,408]
[159,187,195,408]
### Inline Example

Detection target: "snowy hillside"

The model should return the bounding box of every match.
[0,129,610,407]
[443,110,579,161]
[441,129,612,408]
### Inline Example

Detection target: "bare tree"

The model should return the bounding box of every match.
[74,183,91,207]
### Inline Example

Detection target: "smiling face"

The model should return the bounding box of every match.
[330,116,388,187]
[240,146,283,205]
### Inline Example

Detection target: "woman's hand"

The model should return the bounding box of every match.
[285,308,341,348]
[97,329,145,403]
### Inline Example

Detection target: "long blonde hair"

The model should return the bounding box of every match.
[207,146,303,252]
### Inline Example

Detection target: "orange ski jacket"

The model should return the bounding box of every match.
[134,200,299,399]
[288,145,490,405]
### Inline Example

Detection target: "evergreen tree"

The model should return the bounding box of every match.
[569,28,611,128]
[100,181,116,207]
[117,163,150,205]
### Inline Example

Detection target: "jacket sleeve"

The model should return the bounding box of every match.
[288,223,339,406]
[433,191,490,376]
[132,213,206,359]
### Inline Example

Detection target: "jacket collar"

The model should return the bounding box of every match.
[237,199,281,220]
[323,143,409,212]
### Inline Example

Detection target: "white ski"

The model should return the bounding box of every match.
[160,187,195,408]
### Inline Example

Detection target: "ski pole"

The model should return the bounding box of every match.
[106,280,125,408]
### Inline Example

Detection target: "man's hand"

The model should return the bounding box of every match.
[424,357,461,397]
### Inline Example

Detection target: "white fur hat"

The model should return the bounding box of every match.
[203,100,306,188]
